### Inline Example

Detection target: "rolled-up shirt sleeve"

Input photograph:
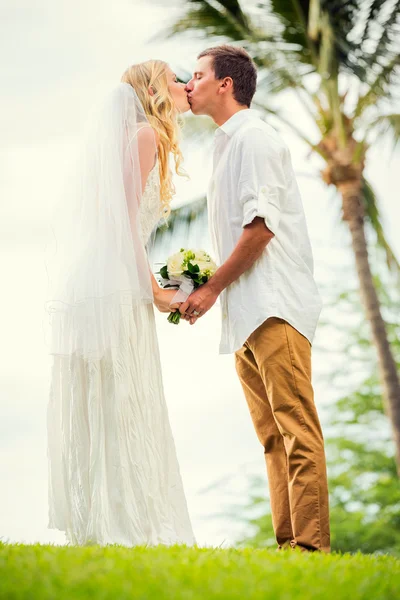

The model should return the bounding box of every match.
[238,127,287,235]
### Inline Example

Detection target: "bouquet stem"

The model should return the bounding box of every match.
[167,311,181,325]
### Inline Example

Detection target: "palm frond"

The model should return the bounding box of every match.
[368,113,400,149]
[254,61,311,95]
[354,55,400,118]
[362,178,400,274]
[308,0,321,40]
[268,0,370,77]
[318,10,337,78]
[154,196,208,257]
[162,0,251,42]
[321,0,400,88]
[359,0,384,46]
[267,0,319,66]
[215,0,250,31]
[321,0,366,77]
[366,0,400,69]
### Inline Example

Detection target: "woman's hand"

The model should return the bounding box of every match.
[154,288,181,313]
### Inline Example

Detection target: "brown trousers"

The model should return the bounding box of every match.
[235,317,330,552]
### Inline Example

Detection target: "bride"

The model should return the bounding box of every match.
[45,61,195,546]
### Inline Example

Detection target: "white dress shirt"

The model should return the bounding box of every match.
[208,109,322,354]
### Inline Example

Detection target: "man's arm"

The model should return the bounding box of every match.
[179,217,274,320]
[180,127,284,322]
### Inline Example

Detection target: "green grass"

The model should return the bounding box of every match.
[1,543,399,600]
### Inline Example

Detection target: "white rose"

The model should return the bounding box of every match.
[167,251,185,279]
[194,249,209,262]
[196,259,217,278]
[193,250,217,271]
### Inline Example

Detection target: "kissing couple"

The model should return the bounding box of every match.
[46,45,330,553]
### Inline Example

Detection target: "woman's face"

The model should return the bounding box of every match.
[166,66,190,113]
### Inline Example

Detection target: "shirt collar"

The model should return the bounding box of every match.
[215,109,260,138]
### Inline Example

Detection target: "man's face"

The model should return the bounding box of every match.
[185,56,221,115]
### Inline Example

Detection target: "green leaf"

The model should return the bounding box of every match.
[187,261,200,274]
[159,265,169,280]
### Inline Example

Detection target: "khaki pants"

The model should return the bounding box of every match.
[235,317,330,552]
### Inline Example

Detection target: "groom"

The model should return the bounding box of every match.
[180,45,330,552]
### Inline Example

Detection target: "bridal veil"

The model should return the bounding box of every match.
[45,83,157,360]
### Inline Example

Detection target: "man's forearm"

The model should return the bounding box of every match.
[209,218,274,296]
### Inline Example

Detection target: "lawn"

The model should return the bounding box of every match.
[1,543,399,600]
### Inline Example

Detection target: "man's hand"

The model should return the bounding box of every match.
[179,282,219,321]
[179,218,274,324]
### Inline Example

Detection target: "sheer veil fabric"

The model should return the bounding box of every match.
[45,83,195,547]
[46,82,156,360]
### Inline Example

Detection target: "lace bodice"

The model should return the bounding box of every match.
[139,161,162,246]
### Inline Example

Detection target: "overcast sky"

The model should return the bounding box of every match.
[1,0,399,548]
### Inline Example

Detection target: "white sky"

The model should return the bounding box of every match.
[0,0,399,548]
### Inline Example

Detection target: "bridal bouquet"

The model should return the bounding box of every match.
[158,249,218,324]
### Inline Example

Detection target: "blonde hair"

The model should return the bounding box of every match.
[121,60,185,218]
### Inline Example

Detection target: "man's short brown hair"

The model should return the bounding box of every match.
[198,45,257,107]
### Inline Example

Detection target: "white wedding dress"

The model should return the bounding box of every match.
[47,162,195,547]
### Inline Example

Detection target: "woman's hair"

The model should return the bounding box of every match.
[121,60,184,218]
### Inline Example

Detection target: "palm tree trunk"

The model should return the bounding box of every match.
[340,180,400,475]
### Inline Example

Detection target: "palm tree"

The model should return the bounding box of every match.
[163,0,400,473]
